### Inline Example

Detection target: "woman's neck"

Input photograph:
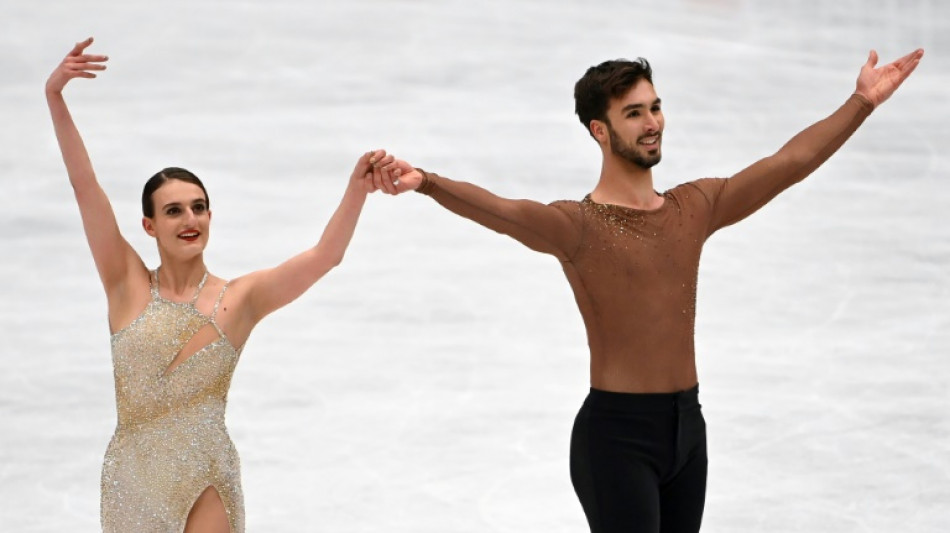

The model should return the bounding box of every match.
[157,255,208,298]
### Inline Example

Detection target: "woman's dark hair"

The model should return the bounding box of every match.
[142,167,209,217]
[574,58,654,136]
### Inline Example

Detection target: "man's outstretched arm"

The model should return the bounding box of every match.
[371,158,583,261]
[705,48,923,232]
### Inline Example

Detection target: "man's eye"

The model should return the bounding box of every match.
[627,111,640,118]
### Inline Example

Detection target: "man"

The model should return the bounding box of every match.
[368,48,923,532]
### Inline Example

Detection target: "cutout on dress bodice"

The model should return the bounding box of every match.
[151,268,233,377]
[164,322,224,376]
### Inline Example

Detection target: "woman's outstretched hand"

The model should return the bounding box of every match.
[351,150,383,193]
[855,48,923,109]
[46,37,108,95]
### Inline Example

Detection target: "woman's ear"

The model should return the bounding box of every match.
[142,217,157,238]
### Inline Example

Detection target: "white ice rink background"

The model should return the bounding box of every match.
[1,0,948,531]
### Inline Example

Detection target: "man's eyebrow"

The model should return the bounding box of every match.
[621,98,662,113]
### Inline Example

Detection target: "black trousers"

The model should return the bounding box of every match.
[570,385,708,533]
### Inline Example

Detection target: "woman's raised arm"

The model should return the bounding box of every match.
[233,150,381,327]
[47,38,145,296]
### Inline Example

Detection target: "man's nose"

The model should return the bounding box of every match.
[644,113,659,133]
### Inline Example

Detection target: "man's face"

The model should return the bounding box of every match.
[602,80,664,169]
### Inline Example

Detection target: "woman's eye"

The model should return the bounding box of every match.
[166,207,180,215]
[193,204,206,213]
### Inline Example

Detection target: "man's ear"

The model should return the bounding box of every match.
[142,217,156,238]
[590,119,609,144]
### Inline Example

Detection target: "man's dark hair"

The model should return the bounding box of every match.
[574,58,653,136]
[142,167,209,217]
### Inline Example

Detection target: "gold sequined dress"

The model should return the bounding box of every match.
[101,270,244,532]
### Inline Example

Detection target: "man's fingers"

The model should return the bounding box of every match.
[384,167,402,194]
[394,174,413,195]
[368,149,387,166]
[381,159,412,175]
[358,150,411,195]
[372,165,386,192]
[381,161,400,173]
[899,49,924,75]
[897,48,924,67]
[865,49,878,70]
[371,153,394,171]
[369,153,397,194]
[879,49,923,76]
[881,49,923,86]
[898,57,921,82]
[378,174,394,195]
[363,170,379,193]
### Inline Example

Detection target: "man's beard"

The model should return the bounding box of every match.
[607,121,662,169]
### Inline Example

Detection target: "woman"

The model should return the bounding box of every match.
[46,38,392,532]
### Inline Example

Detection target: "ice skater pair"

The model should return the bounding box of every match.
[48,36,922,532]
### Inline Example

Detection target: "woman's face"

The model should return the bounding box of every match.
[142,179,211,261]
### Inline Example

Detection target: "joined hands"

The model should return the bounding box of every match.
[359,151,423,195]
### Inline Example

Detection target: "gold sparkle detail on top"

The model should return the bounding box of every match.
[101,271,244,533]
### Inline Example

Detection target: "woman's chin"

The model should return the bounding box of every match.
[160,242,207,262]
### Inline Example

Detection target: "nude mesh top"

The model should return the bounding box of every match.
[416,94,873,392]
